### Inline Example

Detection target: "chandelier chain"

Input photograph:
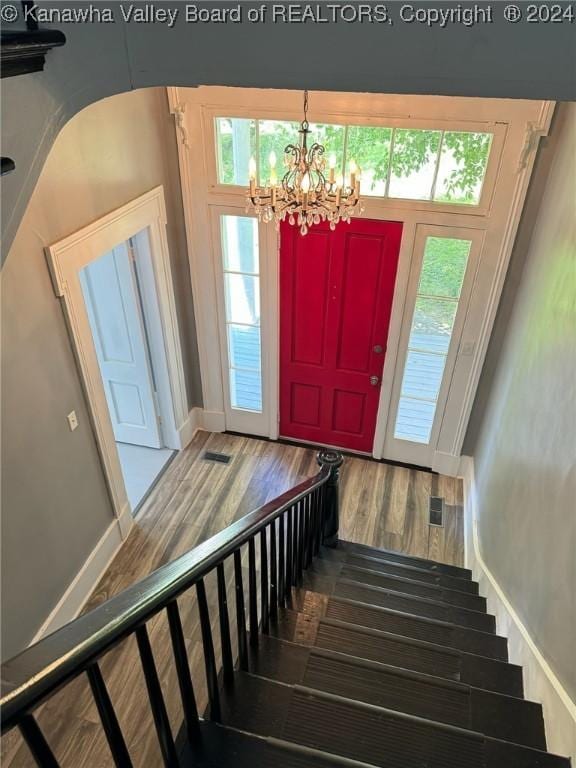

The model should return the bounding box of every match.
[246,90,363,236]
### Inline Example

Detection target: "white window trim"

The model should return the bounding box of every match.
[209,205,279,438]
[45,186,190,530]
[168,86,554,473]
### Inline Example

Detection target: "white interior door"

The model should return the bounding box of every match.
[80,242,162,448]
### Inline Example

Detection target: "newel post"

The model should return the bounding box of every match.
[317,450,344,548]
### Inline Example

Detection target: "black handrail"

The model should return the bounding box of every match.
[1,449,343,749]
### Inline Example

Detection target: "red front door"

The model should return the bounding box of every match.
[280,218,403,452]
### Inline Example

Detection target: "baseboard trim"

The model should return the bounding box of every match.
[460,455,576,761]
[200,409,226,432]
[432,450,460,477]
[30,517,127,646]
[178,407,204,448]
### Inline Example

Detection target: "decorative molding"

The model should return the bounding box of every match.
[30,516,129,646]
[1,29,66,79]
[460,455,576,762]
[171,102,190,148]
[518,120,550,171]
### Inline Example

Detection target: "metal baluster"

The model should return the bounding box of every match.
[314,486,324,555]
[135,625,179,767]
[217,562,234,686]
[269,519,278,622]
[260,528,270,633]
[248,537,259,646]
[166,600,200,743]
[195,579,221,721]
[285,505,293,602]
[302,494,310,569]
[278,511,286,608]
[87,662,134,766]
[233,548,249,670]
[19,714,60,768]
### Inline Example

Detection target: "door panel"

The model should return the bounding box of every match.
[80,243,162,448]
[280,219,403,452]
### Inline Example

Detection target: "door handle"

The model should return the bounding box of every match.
[369,375,380,386]
[373,344,383,354]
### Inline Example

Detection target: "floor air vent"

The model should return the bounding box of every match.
[203,451,232,464]
[429,496,444,527]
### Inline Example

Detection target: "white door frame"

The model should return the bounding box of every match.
[168,87,555,473]
[45,186,190,531]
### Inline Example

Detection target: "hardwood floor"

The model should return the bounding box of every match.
[1,431,463,767]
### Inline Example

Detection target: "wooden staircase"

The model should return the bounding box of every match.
[188,542,569,767]
[1,452,571,767]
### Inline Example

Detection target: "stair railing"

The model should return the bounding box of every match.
[0,449,343,767]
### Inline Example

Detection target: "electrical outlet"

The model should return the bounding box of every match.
[67,411,79,431]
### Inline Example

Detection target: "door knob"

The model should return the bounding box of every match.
[370,375,380,386]
[373,344,383,354]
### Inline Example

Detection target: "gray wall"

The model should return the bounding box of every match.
[467,102,576,700]
[1,87,201,661]
[2,0,575,253]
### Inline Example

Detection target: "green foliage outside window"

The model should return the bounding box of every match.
[216,118,492,205]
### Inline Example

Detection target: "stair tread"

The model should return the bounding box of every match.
[185,721,377,767]
[338,564,487,610]
[341,552,480,594]
[219,675,568,767]
[246,634,543,749]
[316,618,524,698]
[337,540,473,580]
[332,578,496,633]
[324,596,509,660]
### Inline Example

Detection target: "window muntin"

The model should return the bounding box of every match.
[394,236,472,444]
[220,215,262,412]
[215,119,492,206]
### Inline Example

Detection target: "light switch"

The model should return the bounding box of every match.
[67,411,79,431]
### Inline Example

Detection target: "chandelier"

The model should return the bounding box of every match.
[246,91,363,235]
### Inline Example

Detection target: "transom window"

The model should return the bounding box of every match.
[215,118,492,206]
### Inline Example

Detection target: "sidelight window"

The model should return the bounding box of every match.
[394,236,472,444]
[220,215,263,412]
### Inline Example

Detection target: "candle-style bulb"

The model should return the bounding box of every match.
[329,153,337,169]
[300,172,311,194]
[349,159,357,175]
[269,151,277,169]
[249,156,257,180]
[336,174,343,189]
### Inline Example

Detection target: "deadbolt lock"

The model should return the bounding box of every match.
[370,375,380,386]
